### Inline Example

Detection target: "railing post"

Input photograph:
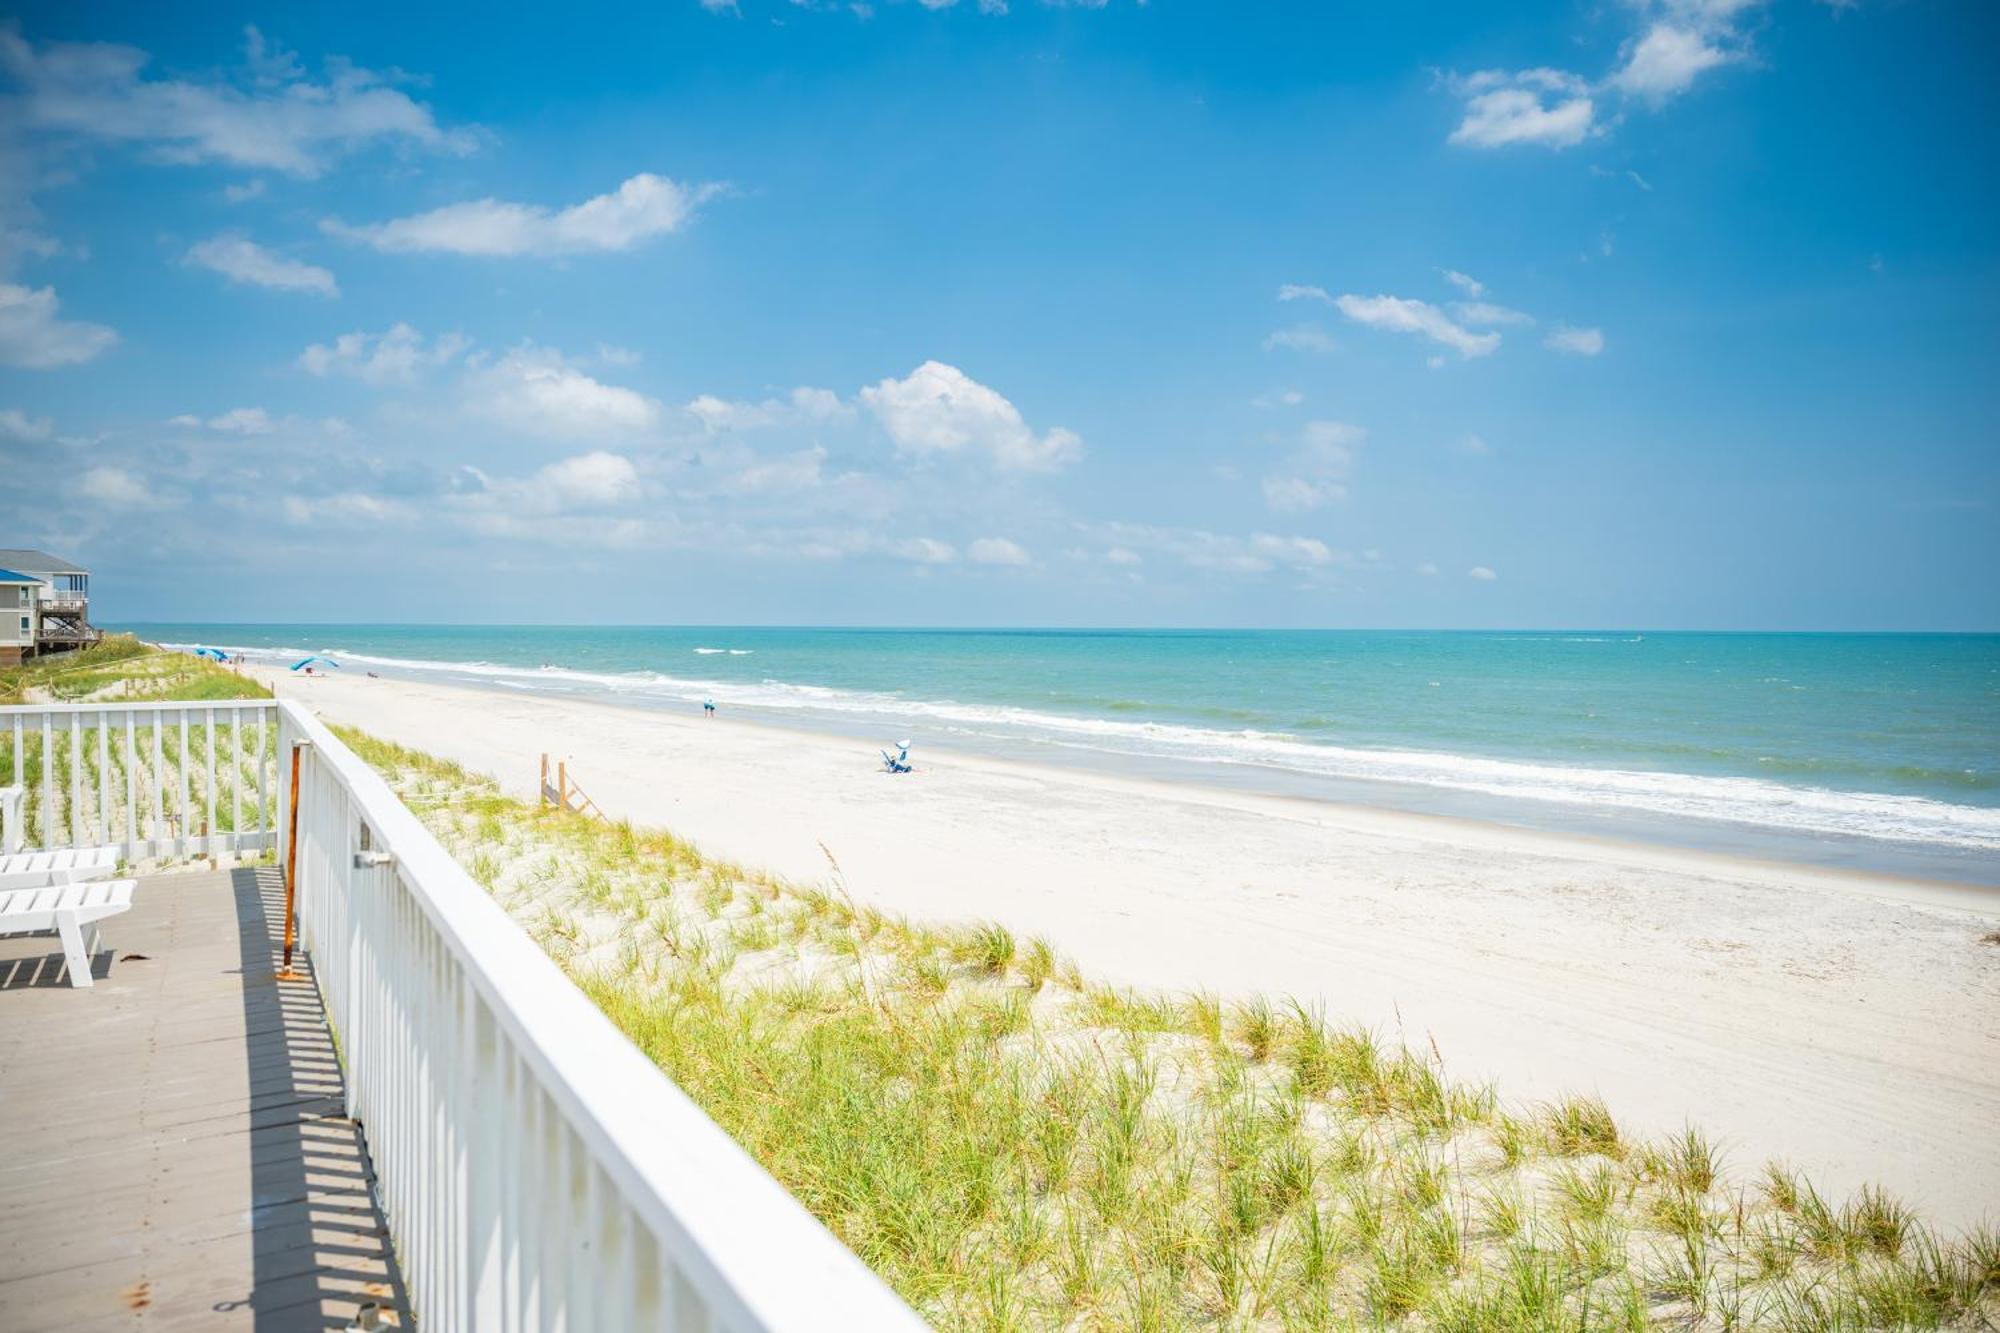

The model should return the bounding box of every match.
[280,738,309,977]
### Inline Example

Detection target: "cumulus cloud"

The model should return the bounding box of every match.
[1545,325,1606,356]
[1450,301,1534,327]
[1336,294,1500,359]
[1094,522,1349,578]
[187,234,338,296]
[686,386,851,432]
[0,408,56,441]
[1447,2,1766,148]
[537,451,642,506]
[1611,24,1737,100]
[968,537,1031,566]
[860,361,1081,472]
[0,283,118,368]
[1262,419,1366,514]
[0,25,473,178]
[207,406,278,434]
[326,173,722,257]
[1277,283,1332,304]
[75,465,173,509]
[299,324,469,383]
[1251,389,1304,409]
[1447,69,1596,149]
[1441,269,1485,297]
[1262,324,1337,355]
[1469,566,1498,581]
[891,537,957,565]
[466,346,663,438]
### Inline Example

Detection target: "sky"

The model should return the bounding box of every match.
[0,0,1994,630]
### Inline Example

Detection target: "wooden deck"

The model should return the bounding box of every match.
[0,867,411,1330]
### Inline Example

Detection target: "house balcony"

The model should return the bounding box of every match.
[0,699,926,1331]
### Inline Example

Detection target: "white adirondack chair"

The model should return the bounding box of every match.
[0,845,123,891]
[0,880,136,987]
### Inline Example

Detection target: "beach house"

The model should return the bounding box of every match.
[0,547,99,661]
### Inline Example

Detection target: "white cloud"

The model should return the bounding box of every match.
[222,179,267,204]
[75,465,172,509]
[538,451,642,506]
[0,26,473,178]
[1469,565,1498,581]
[1448,70,1596,150]
[968,537,1031,567]
[860,361,1081,472]
[326,173,722,257]
[1277,283,1332,304]
[1336,294,1500,359]
[1441,269,1485,297]
[1262,324,1337,355]
[1251,389,1304,409]
[686,385,851,432]
[1611,24,1736,100]
[0,283,118,368]
[596,343,641,368]
[723,446,826,495]
[1252,533,1335,568]
[467,346,663,438]
[1416,562,1440,576]
[299,324,468,383]
[282,492,417,527]
[1104,547,1141,567]
[891,537,957,565]
[0,408,55,442]
[206,407,277,434]
[1450,301,1534,327]
[1545,325,1606,356]
[187,234,338,296]
[1262,419,1365,514]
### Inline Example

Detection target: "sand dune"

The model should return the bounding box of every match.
[260,666,2000,1230]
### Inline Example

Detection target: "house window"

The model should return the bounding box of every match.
[18,616,27,632]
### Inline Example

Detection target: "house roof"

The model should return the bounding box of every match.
[0,568,47,585]
[0,548,86,575]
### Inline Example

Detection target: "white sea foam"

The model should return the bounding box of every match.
[171,640,2000,853]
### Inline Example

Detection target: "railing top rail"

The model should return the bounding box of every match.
[278,699,926,1331]
[0,699,278,717]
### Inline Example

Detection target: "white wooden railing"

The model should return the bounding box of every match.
[275,700,929,1331]
[0,701,278,857]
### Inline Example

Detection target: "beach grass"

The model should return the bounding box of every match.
[343,725,1998,1331]
[0,634,268,706]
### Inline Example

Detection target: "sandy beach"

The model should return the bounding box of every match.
[258,666,2000,1230]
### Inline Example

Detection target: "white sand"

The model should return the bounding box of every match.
[261,667,2000,1230]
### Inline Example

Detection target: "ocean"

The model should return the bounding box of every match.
[121,625,2000,885]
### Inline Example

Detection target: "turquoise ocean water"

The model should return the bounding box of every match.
[122,625,2000,884]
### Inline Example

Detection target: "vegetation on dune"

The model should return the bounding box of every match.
[0,634,269,705]
[347,725,1999,1331]
[0,638,276,849]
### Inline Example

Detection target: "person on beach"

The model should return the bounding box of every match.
[703,697,716,717]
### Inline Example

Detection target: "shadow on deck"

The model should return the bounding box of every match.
[0,866,412,1329]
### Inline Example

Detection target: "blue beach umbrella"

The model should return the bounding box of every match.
[192,647,228,661]
[289,655,341,671]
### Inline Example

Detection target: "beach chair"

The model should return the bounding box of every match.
[0,880,137,987]
[881,743,913,774]
[0,845,123,891]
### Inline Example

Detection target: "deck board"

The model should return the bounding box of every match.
[0,867,411,1330]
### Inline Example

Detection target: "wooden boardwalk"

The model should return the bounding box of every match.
[0,867,411,1330]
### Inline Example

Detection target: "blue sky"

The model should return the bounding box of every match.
[0,0,1993,629]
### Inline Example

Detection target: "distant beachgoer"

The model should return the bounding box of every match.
[703,697,716,717]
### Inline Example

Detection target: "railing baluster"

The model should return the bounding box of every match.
[96,716,110,847]
[40,711,53,850]
[150,706,164,855]
[68,711,81,849]
[230,706,243,848]
[177,708,190,859]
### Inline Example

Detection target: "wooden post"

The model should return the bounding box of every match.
[558,760,568,812]
[280,742,304,976]
[539,753,549,807]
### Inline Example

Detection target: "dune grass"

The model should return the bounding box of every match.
[343,726,1998,1331]
[0,634,268,705]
